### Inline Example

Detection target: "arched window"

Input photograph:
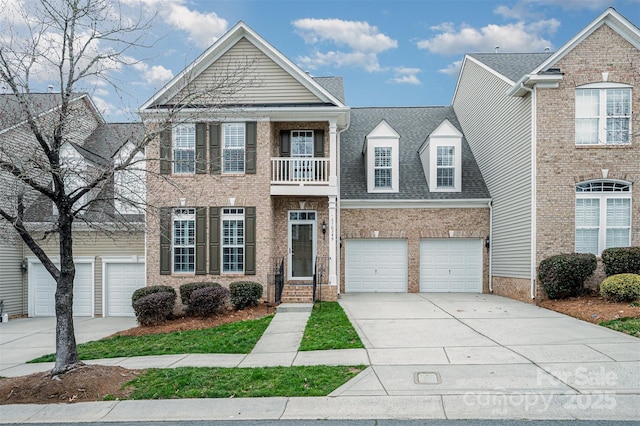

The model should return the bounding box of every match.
[575,180,631,255]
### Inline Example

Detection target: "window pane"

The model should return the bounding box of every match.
[606,117,630,144]
[606,228,630,249]
[223,149,245,173]
[437,167,454,188]
[576,89,599,116]
[575,199,599,226]
[223,123,245,173]
[173,209,195,273]
[576,118,599,145]
[437,146,455,166]
[575,229,599,255]
[374,147,391,167]
[174,150,195,173]
[606,89,630,116]
[222,215,244,273]
[606,198,630,227]
[375,168,392,188]
[173,124,195,173]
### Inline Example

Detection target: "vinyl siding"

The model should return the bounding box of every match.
[169,38,323,105]
[22,231,144,316]
[0,242,24,316]
[453,59,532,278]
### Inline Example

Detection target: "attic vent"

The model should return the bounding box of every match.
[494,46,499,53]
[544,46,550,52]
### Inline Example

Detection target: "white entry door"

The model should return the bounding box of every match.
[29,260,93,317]
[420,238,482,292]
[105,261,145,317]
[288,210,316,280]
[345,239,407,292]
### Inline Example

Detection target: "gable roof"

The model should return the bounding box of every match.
[341,107,490,201]
[467,53,552,83]
[140,21,346,110]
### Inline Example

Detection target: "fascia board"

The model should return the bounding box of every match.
[340,199,492,209]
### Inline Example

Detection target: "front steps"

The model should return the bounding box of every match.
[281,284,314,303]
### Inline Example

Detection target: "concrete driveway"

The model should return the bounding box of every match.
[0,316,137,376]
[336,293,640,419]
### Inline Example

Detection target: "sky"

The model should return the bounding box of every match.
[2,0,640,122]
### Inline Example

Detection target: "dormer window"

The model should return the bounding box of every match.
[364,120,399,193]
[419,119,462,192]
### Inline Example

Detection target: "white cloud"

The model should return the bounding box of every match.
[293,18,397,72]
[417,20,558,54]
[134,62,174,87]
[495,0,613,20]
[438,60,463,76]
[389,67,422,85]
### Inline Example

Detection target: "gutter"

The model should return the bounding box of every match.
[488,200,493,293]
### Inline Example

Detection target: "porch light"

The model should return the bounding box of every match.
[485,236,490,250]
[322,220,326,235]
[21,259,28,273]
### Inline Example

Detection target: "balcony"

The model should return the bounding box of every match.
[270,157,335,196]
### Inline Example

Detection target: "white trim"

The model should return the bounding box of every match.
[530,85,537,300]
[287,210,317,280]
[101,256,145,317]
[341,199,492,209]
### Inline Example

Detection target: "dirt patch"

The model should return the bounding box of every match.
[0,304,271,405]
[538,294,640,323]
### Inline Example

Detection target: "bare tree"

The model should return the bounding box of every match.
[0,0,259,375]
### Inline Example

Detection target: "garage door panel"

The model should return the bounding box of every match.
[106,263,145,317]
[30,262,93,317]
[420,239,482,293]
[346,239,407,292]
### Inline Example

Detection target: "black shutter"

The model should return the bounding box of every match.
[245,207,256,275]
[159,207,172,275]
[314,130,324,158]
[209,124,221,174]
[209,207,220,274]
[160,128,171,175]
[280,130,290,157]
[195,123,206,174]
[245,122,257,174]
[195,207,206,274]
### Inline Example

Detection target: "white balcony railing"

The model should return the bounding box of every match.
[271,157,330,184]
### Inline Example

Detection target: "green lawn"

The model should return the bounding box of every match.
[298,302,363,351]
[29,315,273,363]
[600,317,640,338]
[122,365,365,399]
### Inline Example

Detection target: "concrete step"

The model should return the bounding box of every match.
[276,303,313,313]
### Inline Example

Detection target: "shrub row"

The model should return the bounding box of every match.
[229,281,263,310]
[601,247,640,276]
[538,253,597,299]
[600,274,640,302]
[132,289,176,326]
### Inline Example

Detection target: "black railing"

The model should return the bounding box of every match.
[313,256,329,303]
[267,256,285,305]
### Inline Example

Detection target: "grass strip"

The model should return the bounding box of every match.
[600,317,640,338]
[123,365,365,399]
[299,302,363,351]
[29,315,273,363]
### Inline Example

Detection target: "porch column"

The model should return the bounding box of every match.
[329,120,337,187]
[328,195,337,286]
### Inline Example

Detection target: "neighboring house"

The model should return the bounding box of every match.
[0,93,146,317]
[453,8,640,301]
[140,22,349,302]
[339,107,490,293]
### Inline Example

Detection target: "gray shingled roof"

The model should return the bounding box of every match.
[313,76,345,104]
[0,93,87,131]
[341,107,490,200]
[76,123,146,166]
[468,53,553,82]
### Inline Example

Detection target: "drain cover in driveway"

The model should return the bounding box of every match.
[414,371,441,384]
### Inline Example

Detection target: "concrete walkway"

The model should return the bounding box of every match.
[1,293,639,422]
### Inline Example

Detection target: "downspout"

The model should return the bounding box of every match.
[519,82,537,300]
[488,200,493,293]
[335,117,350,296]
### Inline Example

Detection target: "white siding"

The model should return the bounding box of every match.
[0,242,24,316]
[170,38,323,105]
[453,60,532,278]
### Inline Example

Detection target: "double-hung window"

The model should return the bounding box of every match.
[223,123,245,173]
[173,124,195,174]
[222,207,244,273]
[374,147,392,189]
[575,181,631,255]
[436,146,455,188]
[576,85,632,145]
[173,208,195,273]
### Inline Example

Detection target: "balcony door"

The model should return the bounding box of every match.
[288,210,316,280]
[291,130,313,180]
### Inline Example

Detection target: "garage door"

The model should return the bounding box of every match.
[105,262,145,317]
[420,239,482,292]
[345,239,407,292]
[30,262,93,317]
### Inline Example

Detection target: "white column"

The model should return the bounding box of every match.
[328,195,337,286]
[329,120,337,187]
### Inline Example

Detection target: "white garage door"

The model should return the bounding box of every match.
[105,262,145,317]
[420,238,482,292]
[345,239,407,292]
[30,262,93,317]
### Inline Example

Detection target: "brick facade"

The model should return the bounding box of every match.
[340,207,490,293]
[535,25,640,274]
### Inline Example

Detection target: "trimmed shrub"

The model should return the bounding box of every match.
[600,274,640,302]
[131,285,176,305]
[229,281,263,310]
[179,282,221,305]
[187,286,230,317]
[538,253,597,299]
[133,292,175,326]
[601,247,640,276]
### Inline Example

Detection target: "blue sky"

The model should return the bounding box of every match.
[4,0,640,121]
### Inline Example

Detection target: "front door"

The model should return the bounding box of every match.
[288,210,316,280]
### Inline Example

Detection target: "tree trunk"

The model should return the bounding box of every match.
[52,213,81,375]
